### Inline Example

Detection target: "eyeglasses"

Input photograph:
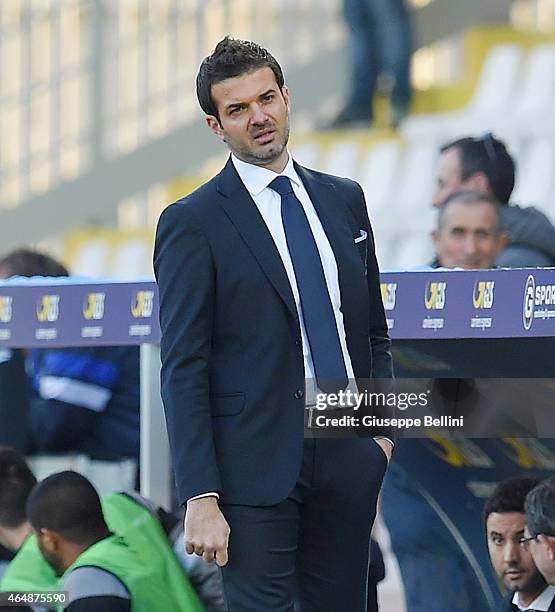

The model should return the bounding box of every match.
[519,534,538,548]
[475,132,498,163]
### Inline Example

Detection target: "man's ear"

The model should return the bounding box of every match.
[431,229,440,247]
[496,231,510,255]
[539,535,555,561]
[281,85,290,109]
[466,171,490,193]
[40,528,60,552]
[206,116,225,142]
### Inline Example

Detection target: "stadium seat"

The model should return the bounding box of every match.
[402,44,524,140]
[321,141,362,179]
[290,143,320,169]
[28,455,137,497]
[359,140,402,217]
[511,138,555,213]
[112,240,153,279]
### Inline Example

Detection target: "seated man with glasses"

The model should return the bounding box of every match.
[524,477,555,588]
[484,477,555,612]
[433,133,555,268]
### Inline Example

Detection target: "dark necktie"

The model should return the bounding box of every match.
[269,176,348,393]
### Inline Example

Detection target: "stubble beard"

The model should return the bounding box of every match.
[226,115,290,167]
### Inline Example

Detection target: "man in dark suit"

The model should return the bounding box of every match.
[154,36,393,611]
[484,477,555,612]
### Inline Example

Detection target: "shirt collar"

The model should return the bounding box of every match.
[512,585,555,610]
[231,153,302,197]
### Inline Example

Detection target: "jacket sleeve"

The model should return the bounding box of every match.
[352,181,393,380]
[154,202,222,505]
[348,180,395,442]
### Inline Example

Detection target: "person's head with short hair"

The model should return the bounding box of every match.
[197,37,290,172]
[433,133,516,208]
[26,471,111,576]
[484,477,547,605]
[524,477,555,585]
[432,190,508,269]
[0,447,36,551]
[0,248,69,280]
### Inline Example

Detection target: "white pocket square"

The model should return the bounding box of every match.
[354,230,367,244]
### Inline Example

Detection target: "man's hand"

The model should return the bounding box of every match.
[374,438,393,463]
[185,497,231,567]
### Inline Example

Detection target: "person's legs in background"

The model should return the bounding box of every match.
[370,0,412,127]
[329,0,379,128]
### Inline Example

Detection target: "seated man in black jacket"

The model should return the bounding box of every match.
[484,477,555,612]
[0,249,139,462]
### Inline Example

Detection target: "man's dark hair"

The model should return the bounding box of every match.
[483,476,542,526]
[441,134,516,204]
[525,476,555,538]
[26,471,109,546]
[196,36,285,121]
[0,447,37,528]
[437,190,502,231]
[0,249,69,279]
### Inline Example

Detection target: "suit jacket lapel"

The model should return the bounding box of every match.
[216,158,299,324]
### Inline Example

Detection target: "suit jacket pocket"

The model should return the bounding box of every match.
[210,392,245,417]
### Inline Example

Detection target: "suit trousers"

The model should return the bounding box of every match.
[220,437,388,611]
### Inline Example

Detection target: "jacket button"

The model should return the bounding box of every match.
[294,389,304,399]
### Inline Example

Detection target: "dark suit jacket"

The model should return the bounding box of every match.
[154,158,393,506]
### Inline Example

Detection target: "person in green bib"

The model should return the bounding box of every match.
[26,470,186,612]
[0,447,224,611]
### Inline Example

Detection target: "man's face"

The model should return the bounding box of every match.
[433,148,466,207]
[432,201,504,269]
[525,528,555,585]
[206,67,290,171]
[433,147,490,208]
[487,512,546,594]
[35,529,65,577]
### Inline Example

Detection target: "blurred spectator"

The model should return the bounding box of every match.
[484,477,554,611]
[431,190,508,269]
[382,200,509,611]
[525,477,555,587]
[0,447,223,611]
[0,249,139,462]
[433,133,555,267]
[0,348,29,452]
[26,470,183,611]
[327,0,412,129]
[381,461,492,611]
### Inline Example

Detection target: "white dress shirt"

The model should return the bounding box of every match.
[512,585,555,611]
[231,153,355,388]
[188,153,391,504]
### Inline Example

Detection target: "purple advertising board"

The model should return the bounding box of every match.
[0,268,554,347]
[0,279,159,348]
